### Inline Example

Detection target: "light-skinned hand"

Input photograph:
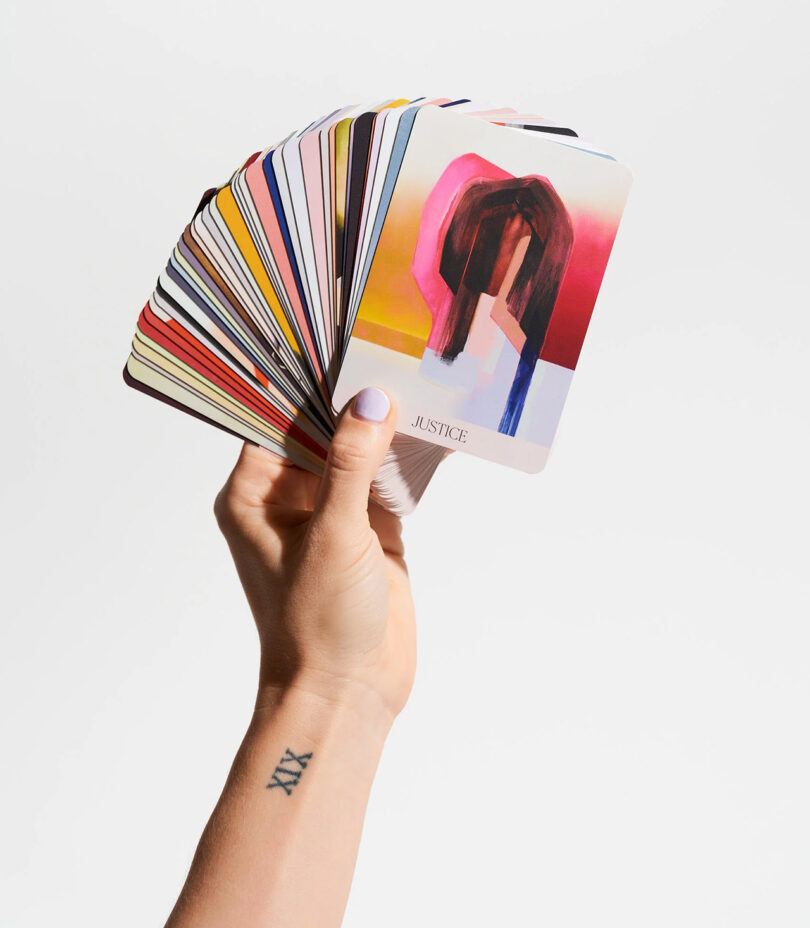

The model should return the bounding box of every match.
[214,387,415,723]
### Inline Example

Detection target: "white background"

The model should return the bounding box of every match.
[1,1,808,925]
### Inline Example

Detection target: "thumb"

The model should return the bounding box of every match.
[315,387,396,524]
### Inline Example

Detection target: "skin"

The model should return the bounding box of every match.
[165,390,415,928]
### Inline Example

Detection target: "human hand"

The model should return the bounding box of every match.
[214,388,415,724]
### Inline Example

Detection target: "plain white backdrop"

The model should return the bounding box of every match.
[1,0,808,925]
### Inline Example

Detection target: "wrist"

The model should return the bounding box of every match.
[255,667,397,744]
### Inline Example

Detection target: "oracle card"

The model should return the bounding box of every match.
[332,105,631,472]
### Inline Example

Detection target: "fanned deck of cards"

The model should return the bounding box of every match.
[125,98,631,515]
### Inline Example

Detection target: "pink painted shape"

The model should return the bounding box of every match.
[412,153,512,355]
[463,294,498,359]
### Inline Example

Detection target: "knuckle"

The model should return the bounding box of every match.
[213,484,240,532]
[327,437,367,475]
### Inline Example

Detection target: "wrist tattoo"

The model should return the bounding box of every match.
[266,748,313,795]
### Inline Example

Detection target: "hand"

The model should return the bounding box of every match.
[214,388,415,723]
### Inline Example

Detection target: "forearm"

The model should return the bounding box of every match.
[166,675,394,928]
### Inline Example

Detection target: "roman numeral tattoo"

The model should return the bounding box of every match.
[266,748,313,796]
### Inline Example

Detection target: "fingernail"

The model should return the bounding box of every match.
[353,387,390,422]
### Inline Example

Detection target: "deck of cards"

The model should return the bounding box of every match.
[125,98,631,515]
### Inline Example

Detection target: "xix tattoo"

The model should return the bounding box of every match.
[266,748,313,795]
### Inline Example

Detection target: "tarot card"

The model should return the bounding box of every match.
[333,105,631,472]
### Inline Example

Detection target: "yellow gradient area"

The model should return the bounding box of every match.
[358,184,432,341]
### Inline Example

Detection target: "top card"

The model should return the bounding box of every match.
[332,105,632,472]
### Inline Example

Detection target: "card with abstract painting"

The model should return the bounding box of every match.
[333,105,631,472]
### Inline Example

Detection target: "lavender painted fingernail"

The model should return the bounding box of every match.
[353,387,390,422]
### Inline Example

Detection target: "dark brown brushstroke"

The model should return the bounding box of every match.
[437,176,574,362]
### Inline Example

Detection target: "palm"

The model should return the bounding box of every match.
[215,443,416,714]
